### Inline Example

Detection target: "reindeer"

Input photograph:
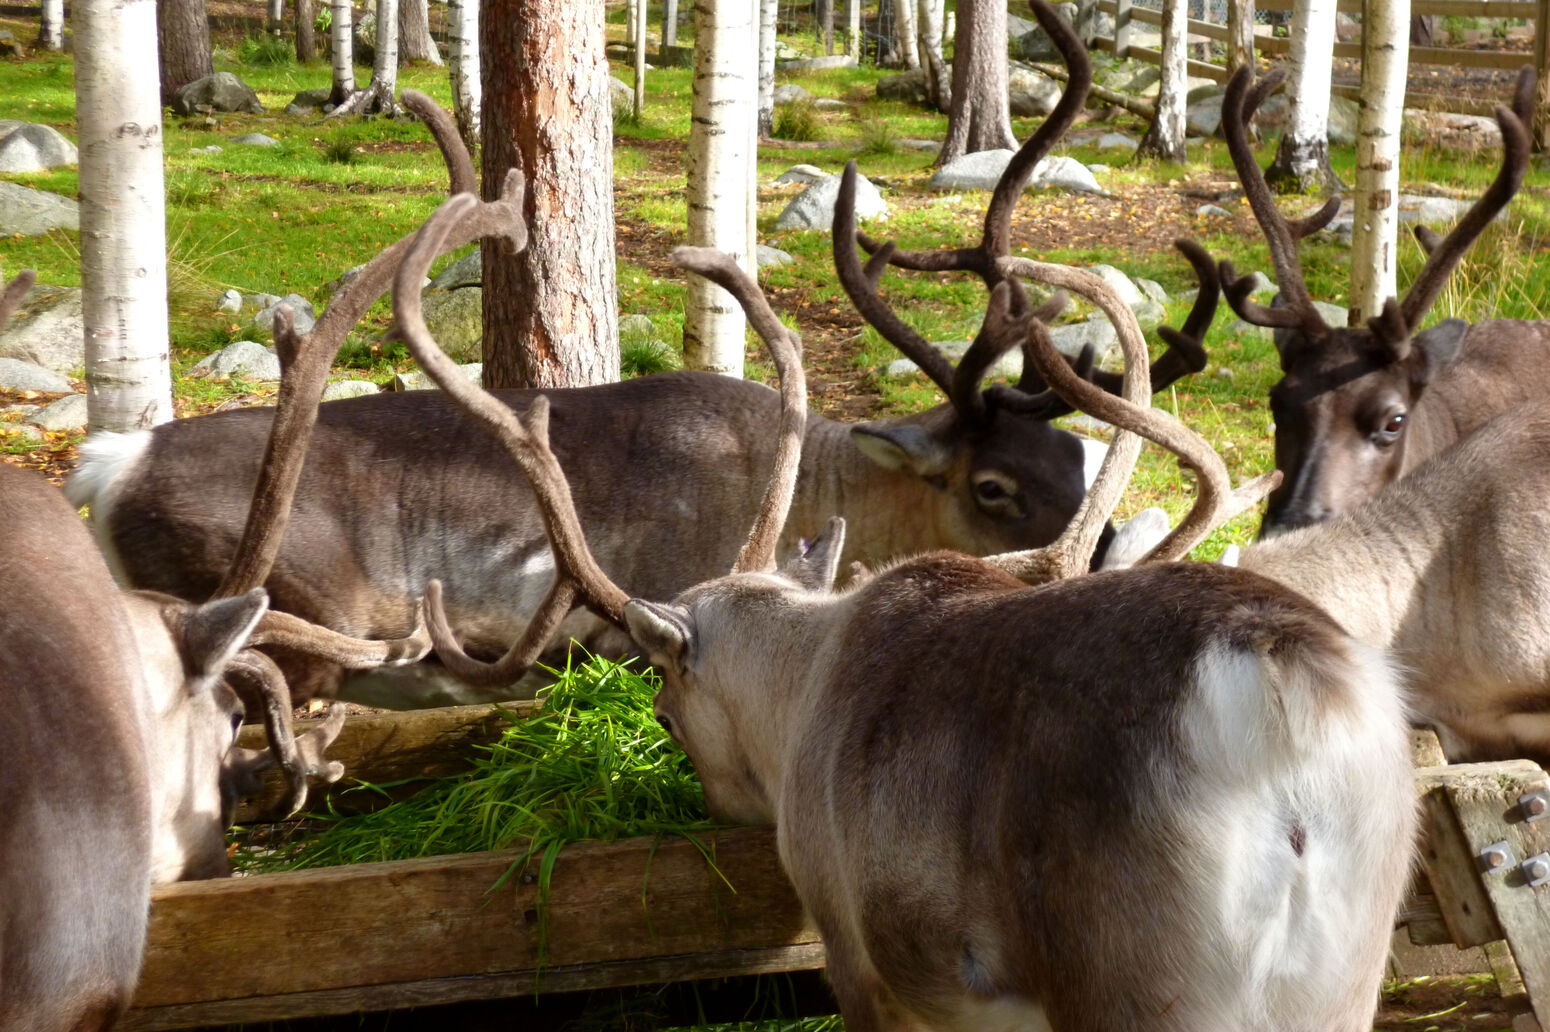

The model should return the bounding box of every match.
[385,177,1417,1032]
[1218,65,1549,536]
[64,13,1212,709]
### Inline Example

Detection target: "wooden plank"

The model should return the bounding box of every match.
[234,702,530,821]
[1333,85,1504,116]
[1417,764,1511,947]
[1412,728,1449,767]
[1090,40,1228,83]
[127,826,820,1028]
[1257,33,1530,68]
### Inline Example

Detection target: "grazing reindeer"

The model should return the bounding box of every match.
[65,14,1211,709]
[1217,65,1550,536]
[392,188,1416,1032]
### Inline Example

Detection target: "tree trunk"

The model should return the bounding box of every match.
[268,0,285,30]
[815,0,834,54]
[77,0,173,432]
[662,0,678,48]
[1350,0,1409,321]
[919,0,949,109]
[296,0,317,62]
[329,0,400,115]
[449,0,480,150]
[625,0,638,47]
[38,0,63,50]
[330,0,356,103]
[399,0,442,64]
[157,0,213,105]
[1137,0,1187,161]
[1226,0,1254,74]
[758,0,777,137]
[633,0,646,121]
[1265,0,1340,190]
[894,0,920,69]
[1409,14,1436,44]
[481,0,618,388]
[683,0,756,377]
[847,0,860,57]
[939,0,1016,163]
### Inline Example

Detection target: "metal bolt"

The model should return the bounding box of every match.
[1481,840,1515,873]
[1524,852,1550,888]
[1520,790,1549,822]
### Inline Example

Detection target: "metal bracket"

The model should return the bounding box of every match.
[1521,790,1549,823]
[1483,840,1517,874]
[1524,853,1550,889]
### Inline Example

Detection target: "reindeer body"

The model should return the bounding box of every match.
[72,373,1094,708]
[1242,397,1550,762]
[630,556,1415,1032]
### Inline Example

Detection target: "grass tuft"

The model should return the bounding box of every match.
[237,32,294,67]
[773,101,822,142]
[322,137,358,165]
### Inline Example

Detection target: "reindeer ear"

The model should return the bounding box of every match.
[1408,319,1468,387]
[850,422,952,477]
[782,517,847,590]
[624,600,695,674]
[177,588,268,694]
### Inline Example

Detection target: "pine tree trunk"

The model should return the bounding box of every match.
[758,0,777,137]
[1227,0,1254,75]
[939,0,1016,164]
[683,0,756,377]
[1266,0,1340,190]
[1349,0,1409,321]
[399,0,442,64]
[662,0,678,48]
[481,0,618,388]
[449,0,480,150]
[1137,0,1187,162]
[38,0,63,50]
[296,0,317,63]
[77,0,173,432]
[157,0,213,105]
[894,0,920,69]
[330,0,356,102]
[919,0,949,109]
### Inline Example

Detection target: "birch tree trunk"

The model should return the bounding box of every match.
[157,0,214,105]
[399,0,442,64]
[296,0,317,62]
[919,0,950,109]
[625,0,638,47]
[38,0,63,50]
[815,0,834,53]
[684,0,756,377]
[847,0,860,57]
[330,0,401,115]
[633,0,647,121]
[1349,0,1409,321]
[662,0,678,48]
[481,0,618,388]
[894,0,920,69]
[1266,0,1340,190]
[268,0,285,30]
[330,0,356,103]
[1227,0,1254,74]
[939,0,1016,163]
[449,0,480,150]
[77,0,172,433]
[758,0,778,138]
[1137,0,1187,161]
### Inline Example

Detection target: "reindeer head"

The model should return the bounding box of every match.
[1217,65,1532,535]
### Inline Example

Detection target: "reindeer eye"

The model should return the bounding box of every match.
[976,480,1007,500]
[230,712,244,737]
[1378,412,1406,439]
[656,713,674,736]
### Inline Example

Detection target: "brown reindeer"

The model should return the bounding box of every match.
[1218,64,1548,536]
[65,15,1212,709]
[390,187,1415,1032]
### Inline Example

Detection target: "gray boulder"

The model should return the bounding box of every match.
[1049,318,1118,361]
[217,288,243,313]
[232,132,280,147]
[0,284,84,373]
[421,288,483,363]
[322,379,380,401]
[877,69,931,106]
[392,364,483,391]
[171,72,264,116]
[1087,264,1143,306]
[28,392,87,430]
[1096,132,1139,151]
[287,87,334,116]
[0,124,77,173]
[0,357,71,392]
[773,163,829,186]
[1017,0,1097,60]
[1135,278,1169,305]
[1033,156,1103,194]
[1186,94,1224,136]
[757,244,795,267]
[429,250,482,291]
[251,294,317,336]
[190,340,282,381]
[929,150,1102,195]
[354,11,378,63]
[1197,203,1232,218]
[610,76,632,115]
[1128,298,1169,331]
[1008,64,1061,117]
[777,55,857,71]
[773,172,887,231]
[618,313,656,338]
[0,424,42,448]
[773,83,815,105]
[813,98,850,112]
[1327,95,1360,147]
[0,181,79,236]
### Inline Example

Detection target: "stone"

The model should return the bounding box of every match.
[773,83,815,105]
[1032,155,1104,194]
[1049,318,1118,361]
[27,392,87,430]
[899,138,941,152]
[0,357,71,392]
[420,288,483,363]
[1136,278,1169,305]
[1186,94,1224,136]
[1128,298,1168,331]
[1327,95,1360,148]
[773,163,829,186]
[1086,163,1110,174]
[0,181,79,236]
[392,364,483,391]
[288,88,334,114]
[757,244,795,267]
[217,288,243,313]
[322,379,380,401]
[190,145,224,155]
[0,284,84,373]
[1016,0,1098,60]
[618,313,656,338]
[610,76,632,115]
[1087,264,1144,306]
[929,150,1102,195]
[429,250,482,291]
[232,132,280,147]
[1215,365,1235,382]
[170,72,264,116]
[813,98,850,112]
[1197,204,1232,218]
[0,28,28,59]
[1243,271,1276,297]
[1007,64,1061,117]
[1228,319,1273,341]
[1096,132,1138,151]
[245,292,281,311]
[354,10,378,62]
[0,123,77,173]
[773,172,887,231]
[776,55,857,71]
[190,340,282,381]
[1312,300,1347,326]
[251,294,317,336]
[876,69,931,106]
[0,423,43,448]
[1065,413,1111,436]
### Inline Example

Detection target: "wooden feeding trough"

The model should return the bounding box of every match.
[124,709,1550,1030]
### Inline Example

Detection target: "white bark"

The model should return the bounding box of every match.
[662,0,678,48]
[39,0,63,50]
[1139,0,1187,161]
[268,0,284,27]
[448,0,480,147]
[633,0,647,121]
[1272,0,1338,188]
[847,0,860,57]
[918,0,949,108]
[757,0,777,137]
[329,0,400,116]
[75,0,172,432]
[625,0,638,44]
[1349,0,1410,321]
[684,0,756,378]
[893,0,920,69]
[331,0,355,98]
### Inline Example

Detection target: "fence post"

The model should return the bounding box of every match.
[1536,0,1549,149]
[1115,0,1132,58]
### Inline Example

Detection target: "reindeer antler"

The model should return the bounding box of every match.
[222,648,347,817]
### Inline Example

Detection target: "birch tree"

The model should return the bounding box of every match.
[816,0,834,53]
[330,0,401,115]
[399,0,442,64]
[939,0,1016,163]
[758,0,777,138]
[633,0,647,121]
[38,0,63,50]
[1137,0,1187,161]
[662,0,678,49]
[684,0,757,377]
[1266,0,1340,190]
[847,0,861,57]
[481,0,618,388]
[330,0,356,104]
[893,0,920,69]
[157,0,214,104]
[919,0,950,109]
[76,0,172,432]
[268,0,285,30]
[448,0,480,150]
[1349,0,1410,320]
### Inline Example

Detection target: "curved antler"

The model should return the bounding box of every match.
[223,649,347,816]
[245,605,433,668]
